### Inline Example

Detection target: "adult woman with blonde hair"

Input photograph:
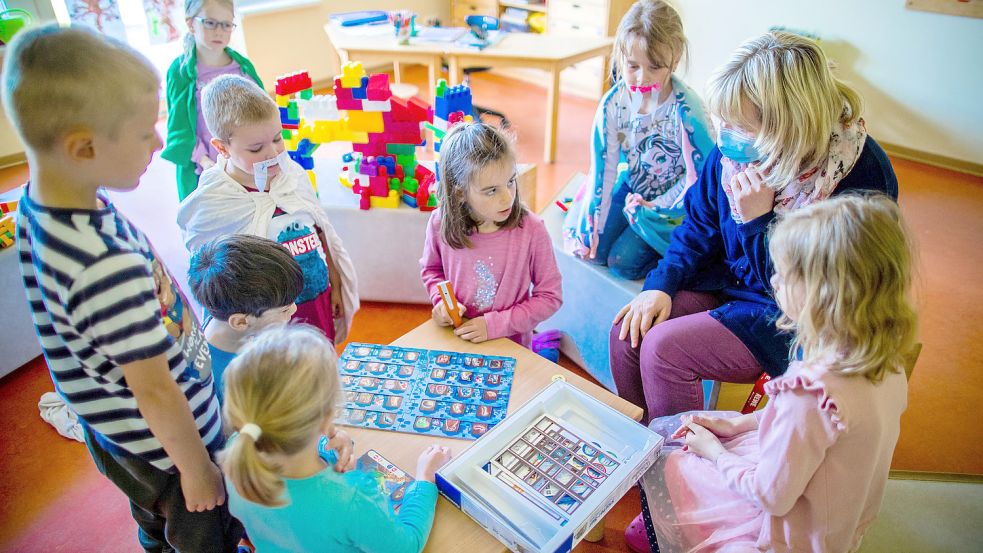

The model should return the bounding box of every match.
[610,31,898,430]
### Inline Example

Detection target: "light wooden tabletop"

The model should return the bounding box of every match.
[325,25,613,64]
[342,320,642,553]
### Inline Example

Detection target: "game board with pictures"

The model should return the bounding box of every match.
[337,342,516,439]
[435,381,663,553]
[483,416,622,522]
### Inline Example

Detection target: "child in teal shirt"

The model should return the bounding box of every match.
[220,325,452,553]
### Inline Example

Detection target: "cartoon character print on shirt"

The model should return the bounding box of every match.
[626,116,685,201]
[150,258,212,381]
[473,258,499,312]
[277,221,329,304]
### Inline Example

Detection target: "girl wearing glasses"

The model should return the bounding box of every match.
[163,0,263,200]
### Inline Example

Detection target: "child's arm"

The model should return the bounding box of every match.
[419,214,447,306]
[344,446,450,553]
[317,228,345,319]
[68,252,224,511]
[122,355,225,511]
[713,387,840,516]
[482,219,562,340]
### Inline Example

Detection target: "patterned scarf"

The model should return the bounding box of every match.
[720,113,868,223]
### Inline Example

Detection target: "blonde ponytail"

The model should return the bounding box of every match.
[219,324,342,507]
[222,425,287,506]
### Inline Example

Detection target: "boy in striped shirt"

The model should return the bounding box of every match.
[2,26,242,550]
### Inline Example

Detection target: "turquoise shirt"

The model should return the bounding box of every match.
[207,343,235,405]
[225,435,439,553]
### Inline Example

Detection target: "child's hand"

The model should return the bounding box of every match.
[180,461,226,512]
[415,445,452,482]
[680,422,726,462]
[331,285,344,319]
[327,429,356,472]
[432,300,465,327]
[731,166,775,222]
[672,414,751,440]
[454,316,488,343]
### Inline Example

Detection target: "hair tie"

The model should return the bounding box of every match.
[240,423,262,441]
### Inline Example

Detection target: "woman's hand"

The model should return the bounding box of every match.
[731,166,775,222]
[613,290,672,348]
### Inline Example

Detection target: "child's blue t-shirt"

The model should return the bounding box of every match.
[208,343,236,405]
[224,435,439,553]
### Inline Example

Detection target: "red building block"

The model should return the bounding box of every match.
[275,71,312,96]
[366,74,391,101]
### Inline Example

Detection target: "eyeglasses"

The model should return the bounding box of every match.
[194,17,236,31]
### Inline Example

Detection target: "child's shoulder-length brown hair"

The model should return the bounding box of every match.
[437,122,525,249]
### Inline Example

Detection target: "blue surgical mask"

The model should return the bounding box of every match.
[718,127,762,163]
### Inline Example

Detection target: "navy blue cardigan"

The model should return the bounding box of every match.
[643,137,899,376]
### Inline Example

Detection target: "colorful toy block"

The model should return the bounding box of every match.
[275,71,313,96]
[0,200,18,216]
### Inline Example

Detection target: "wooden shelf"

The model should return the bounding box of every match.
[499,0,548,13]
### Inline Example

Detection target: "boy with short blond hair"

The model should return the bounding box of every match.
[177,74,359,344]
[3,25,242,551]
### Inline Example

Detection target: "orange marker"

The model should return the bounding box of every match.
[437,280,462,327]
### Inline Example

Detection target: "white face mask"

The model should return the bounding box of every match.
[252,151,292,192]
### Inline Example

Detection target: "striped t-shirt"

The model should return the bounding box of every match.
[16,188,221,472]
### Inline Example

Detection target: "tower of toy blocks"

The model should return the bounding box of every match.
[275,71,320,192]
[332,62,439,211]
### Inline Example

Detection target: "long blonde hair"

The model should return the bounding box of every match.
[706,31,863,190]
[769,194,917,383]
[219,325,340,506]
[182,0,235,67]
[612,0,688,77]
[437,122,524,249]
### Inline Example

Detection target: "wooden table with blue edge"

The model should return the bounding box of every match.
[342,320,644,552]
[324,23,614,164]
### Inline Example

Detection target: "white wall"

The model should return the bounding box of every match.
[674,0,983,165]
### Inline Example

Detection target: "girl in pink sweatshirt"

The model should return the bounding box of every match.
[420,122,562,347]
[631,195,917,553]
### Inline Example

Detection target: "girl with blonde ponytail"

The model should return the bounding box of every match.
[220,324,451,552]
[161,0,262,200]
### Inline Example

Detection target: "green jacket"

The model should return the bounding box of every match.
[161,47,263,200]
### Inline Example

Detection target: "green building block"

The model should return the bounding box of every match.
[300,88,314,100]
[386,143,416,155]
[287,100,299,120]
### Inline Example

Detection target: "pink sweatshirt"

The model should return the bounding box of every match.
[420,209,562,347]
[716,360,908,552]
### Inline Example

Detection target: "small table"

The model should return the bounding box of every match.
[342,320,643,553]
[324,24,613,164]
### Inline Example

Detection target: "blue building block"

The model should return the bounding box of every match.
[288,151,315,170]
[351,76,370,100]
[434,85,473,121]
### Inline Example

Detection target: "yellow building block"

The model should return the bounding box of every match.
[340,62,365,89]
[369,189,400,209]
[344,111,384,133]
[275,94,291,107]
[306,170,317,194]
[339,175,353,189]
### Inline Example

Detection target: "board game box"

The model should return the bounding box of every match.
[337,342,516,440]
[435,381,663,553]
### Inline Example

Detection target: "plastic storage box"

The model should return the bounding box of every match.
[436,380,663,552]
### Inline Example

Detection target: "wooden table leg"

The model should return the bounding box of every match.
[544,63,561,163]
[430,56,442,99]
[393,61,402,83]
[448,56,464,86]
